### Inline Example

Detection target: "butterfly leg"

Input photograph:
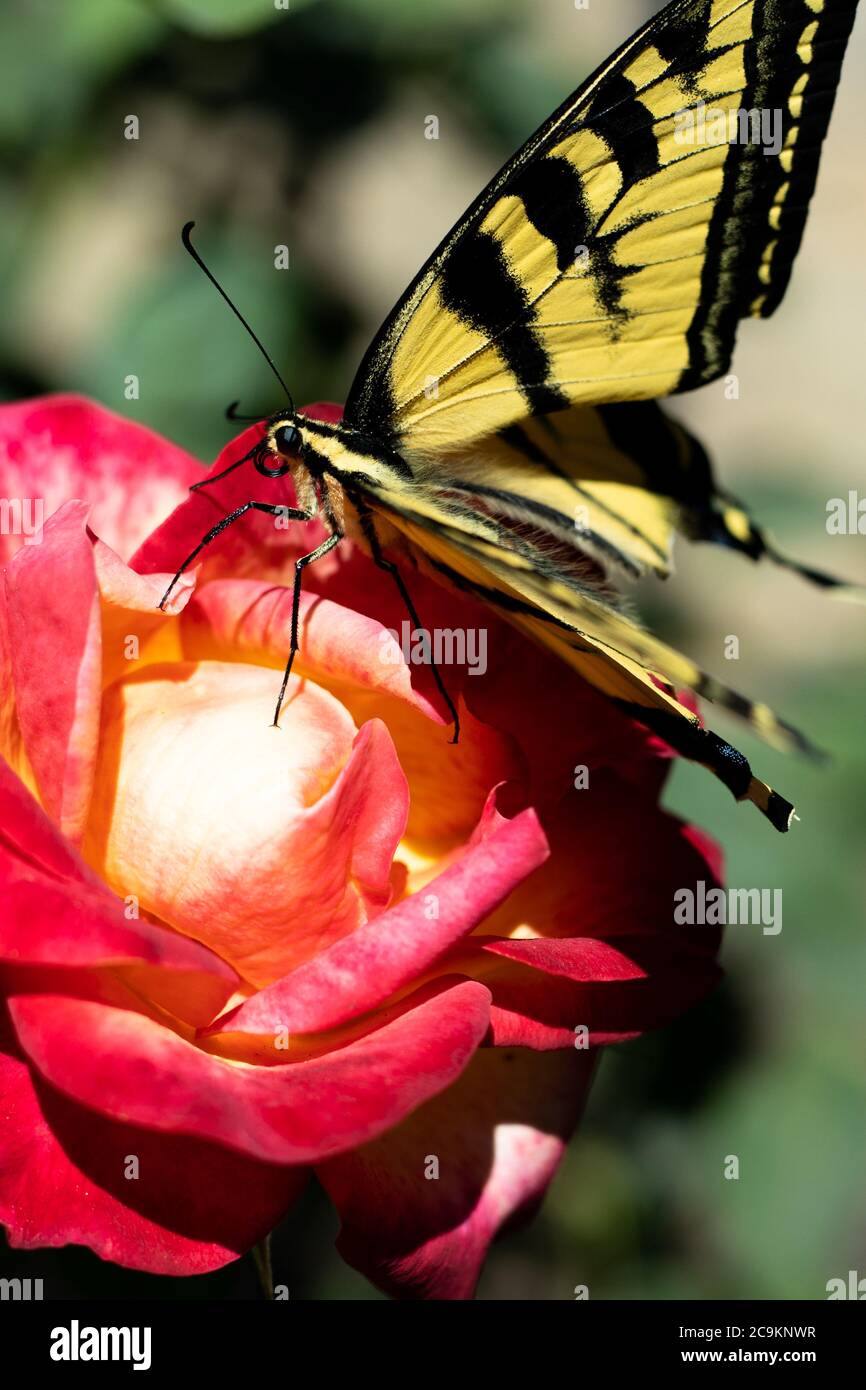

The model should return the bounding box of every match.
[158,500,310,610]
[354,502,460,745]
[272,530,344,726]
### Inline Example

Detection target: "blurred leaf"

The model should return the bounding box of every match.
[341,0,513,30]
[683,1056,866,1297]
[456,37,577,148]
[0,0,165,145]
[546,1137,640,1254]
[150,0,318,37]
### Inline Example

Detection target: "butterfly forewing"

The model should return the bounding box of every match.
[345,0,858,452]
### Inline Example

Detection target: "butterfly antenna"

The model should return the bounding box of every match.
[225,400,270,422]
[181,222,295,412]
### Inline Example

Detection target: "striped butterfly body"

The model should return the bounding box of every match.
[169,0,861,830]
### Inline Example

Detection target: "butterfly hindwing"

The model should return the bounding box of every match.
[366,483,806,831]
[453,401,864,597]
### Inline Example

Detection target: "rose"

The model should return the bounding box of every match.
[0,395,722,1299]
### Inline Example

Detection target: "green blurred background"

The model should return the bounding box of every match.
[1,0,863,1299]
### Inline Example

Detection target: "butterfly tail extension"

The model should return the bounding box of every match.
[591,403,866,599]
[611,700,797,834]
[509,601,801,833]
[508,607,802,832]
[692,495,866,603]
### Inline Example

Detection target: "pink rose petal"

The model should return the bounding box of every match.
[0,1032,306,1276]
[204,805,548,1039]
[0,395,201,564]
[4,502,101,842]
[318,1047,595,1299]
[9,979,492,1164]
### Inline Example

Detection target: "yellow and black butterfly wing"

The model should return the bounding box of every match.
[334,0,859,828]
[344,0,859,452]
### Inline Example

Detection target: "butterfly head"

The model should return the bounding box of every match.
[257,412,326,520]
[259,417,303,477]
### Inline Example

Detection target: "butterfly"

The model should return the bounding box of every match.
[162,0,861,832]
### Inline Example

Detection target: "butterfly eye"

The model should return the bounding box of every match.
[256,423,300,477]
[273,424,300,456]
